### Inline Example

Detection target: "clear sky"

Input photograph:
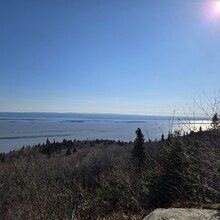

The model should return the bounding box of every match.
[1,0,220,115]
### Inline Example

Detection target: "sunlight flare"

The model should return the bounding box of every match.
[203,0,220,22]
[217,1,220,11]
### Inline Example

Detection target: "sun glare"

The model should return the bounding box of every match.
[204,0,220,22]
[217,1,220,11]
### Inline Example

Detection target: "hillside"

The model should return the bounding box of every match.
[1,127,220,219]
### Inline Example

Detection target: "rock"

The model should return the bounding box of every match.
[143,208,220,220]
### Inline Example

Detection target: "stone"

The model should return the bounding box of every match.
[143,208,220,220]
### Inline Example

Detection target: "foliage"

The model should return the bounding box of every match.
[212,113,220,128]
[66,146,71,156]
[202,203,220,210]
[132,128,146,174]
[2,127,220,219]
[160,138,192,205]
[79,168,140,218]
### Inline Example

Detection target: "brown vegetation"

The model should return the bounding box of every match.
[1,124,220,219]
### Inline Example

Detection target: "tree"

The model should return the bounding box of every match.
[147,138,192,207]
[46,138,50,146]
[66,146,71,156]
[46,138,51,158]
[212,113,219,128]
[132,128,146,174]
[161,134,165,142]
[73,147,77,153]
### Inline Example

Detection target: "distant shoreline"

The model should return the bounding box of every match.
[0,112,208,121]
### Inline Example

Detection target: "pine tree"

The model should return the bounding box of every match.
[66,146,71,156]
[46,138,51,158]
[161,134,165,142]
[73,147,77,153]
[156,139,191,206]
[132,128,146,174]
[212,113,219,128]
[46,138,50,146]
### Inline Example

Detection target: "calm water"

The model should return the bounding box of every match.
[0,113,211,152]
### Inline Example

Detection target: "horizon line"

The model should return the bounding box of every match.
[0,111,207,118]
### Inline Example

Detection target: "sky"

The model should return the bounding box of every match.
[1,0,220,115]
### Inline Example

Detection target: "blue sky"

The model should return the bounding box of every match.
[1,0,220,115]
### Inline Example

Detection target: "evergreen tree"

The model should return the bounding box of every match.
[46,138,50,146]
[0,153,5,162]
[66,146,71,156]
[212,113,219,128]
[41,143,47,154]
[132,128,146,174]
[73,147,77,153]
[149,138,191,206]
[46,138,51,158]
[161,134,165,142]
[46,145,51,158]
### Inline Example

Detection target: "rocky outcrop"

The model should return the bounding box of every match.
[143,208,220,220]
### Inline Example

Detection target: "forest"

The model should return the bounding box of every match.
[1,114,220,219]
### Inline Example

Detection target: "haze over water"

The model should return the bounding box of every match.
[0,112,210,153]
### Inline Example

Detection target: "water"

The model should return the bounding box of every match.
[0,113,211,152]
